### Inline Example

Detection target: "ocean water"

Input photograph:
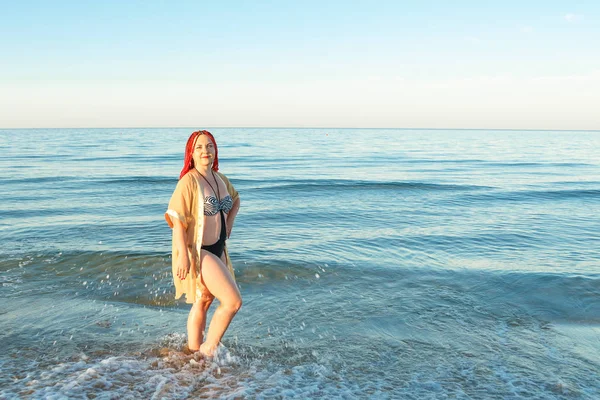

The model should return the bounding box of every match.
[0,128,599,399]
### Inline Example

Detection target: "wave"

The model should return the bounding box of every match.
[552,180,600,186]
[239,179,491,192]
[2,251,598,322]
[0,176,81,185]
[488,161,592,167]
[69,154,178,162]
[464,188,600,202]
[396,159,592,168]
[4,248,599,280]
[518,189,600,200]
[0,175,176,186]
[95,176,176,185]
[6,176,597,201]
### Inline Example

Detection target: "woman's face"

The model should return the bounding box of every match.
[192,134,215,169]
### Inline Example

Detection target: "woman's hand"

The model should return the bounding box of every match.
[177,254,191,280]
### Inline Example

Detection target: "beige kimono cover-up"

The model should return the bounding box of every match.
[165,171,238,304]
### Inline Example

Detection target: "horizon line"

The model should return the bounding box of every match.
[1,126,600,132]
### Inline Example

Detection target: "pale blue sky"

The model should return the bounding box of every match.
[1,1,599,129]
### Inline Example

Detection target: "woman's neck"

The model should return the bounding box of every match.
[194,166,212,177]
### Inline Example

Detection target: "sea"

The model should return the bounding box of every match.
[0,128,599,399]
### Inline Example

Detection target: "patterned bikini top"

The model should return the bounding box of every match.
[204,195,233,216]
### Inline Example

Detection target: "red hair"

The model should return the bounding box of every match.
[179,130,219,179]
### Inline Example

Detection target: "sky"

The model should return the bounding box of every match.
[1,0,599,130]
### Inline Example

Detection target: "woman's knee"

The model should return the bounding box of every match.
[223,296,242,313]
[200,293,214,309]
[193,293,214,311]
[234,296,242,311]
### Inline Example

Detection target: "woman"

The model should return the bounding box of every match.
[165,130,241,357]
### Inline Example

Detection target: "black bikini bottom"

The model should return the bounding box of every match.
[201,210,226,258]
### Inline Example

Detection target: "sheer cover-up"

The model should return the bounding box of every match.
[165,171,238,304]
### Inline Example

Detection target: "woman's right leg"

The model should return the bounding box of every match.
[187,293,214,352]
[198,250,242,356]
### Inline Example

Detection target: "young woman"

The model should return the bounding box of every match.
[165,130,241,357]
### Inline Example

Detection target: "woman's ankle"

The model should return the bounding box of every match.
[187,334,204,353]
[199,342,216,357]
[183,344,199,354]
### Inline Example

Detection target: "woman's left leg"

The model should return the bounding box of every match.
[198,250,242,356]
[187,253,233,352]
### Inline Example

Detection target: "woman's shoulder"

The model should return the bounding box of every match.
[178,171,199,189]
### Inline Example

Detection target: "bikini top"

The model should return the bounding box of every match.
[203,195,233,216]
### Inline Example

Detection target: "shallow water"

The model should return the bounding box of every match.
[1,128,599,398]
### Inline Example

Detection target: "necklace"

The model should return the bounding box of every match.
[198,170,221,200]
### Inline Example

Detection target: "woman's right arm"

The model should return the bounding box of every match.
[173,218,191,280]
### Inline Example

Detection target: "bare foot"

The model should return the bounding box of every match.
[199,342,215,358]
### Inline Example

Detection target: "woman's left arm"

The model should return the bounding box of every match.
[217,171,240,239]
[226,197,240,238]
